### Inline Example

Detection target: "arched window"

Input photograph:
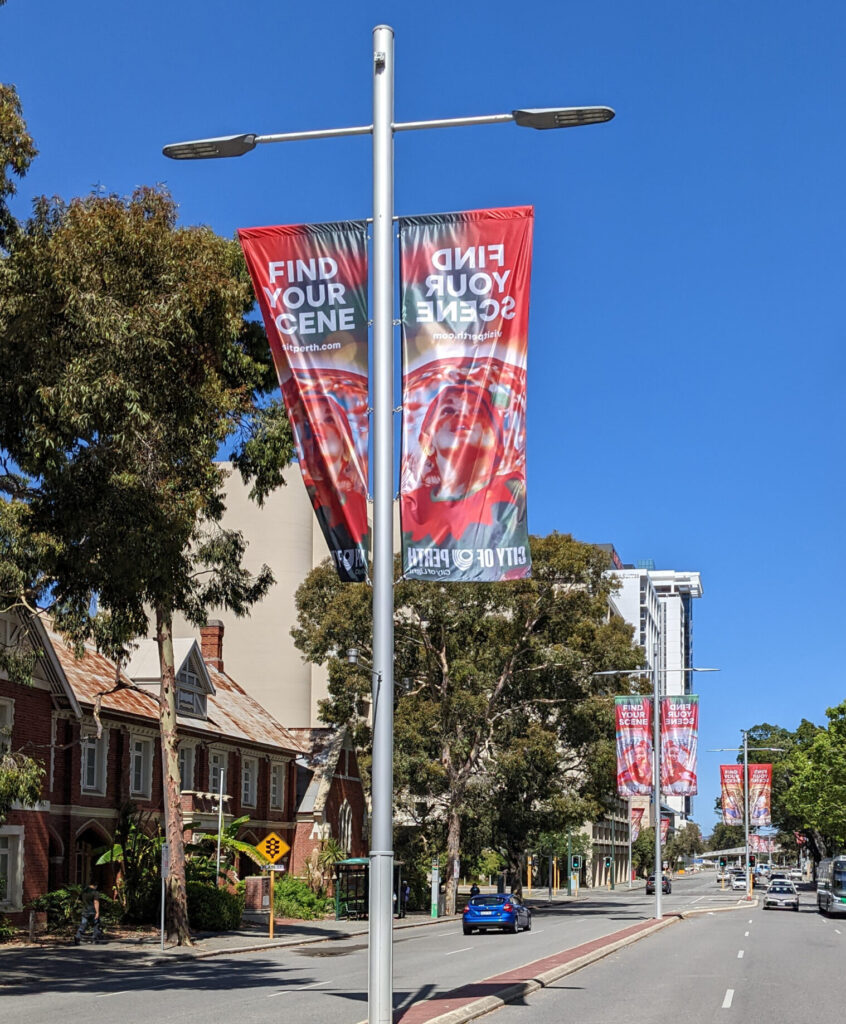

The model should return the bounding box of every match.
[338,800,353,853]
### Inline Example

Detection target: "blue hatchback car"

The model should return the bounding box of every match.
[462,894,532,935]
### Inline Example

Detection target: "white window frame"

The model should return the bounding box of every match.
[269,761,285,811]
[178,743,196,793]
[129,736,154,799]
[209,748,227,797]
[241,756,257,808]
[0,697,14,755]
[176,665,207,719]
[0,826,24,911]
[338,800,353,853]
[80,730,109,795]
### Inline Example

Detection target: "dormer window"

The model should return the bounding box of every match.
[176,666,207,719]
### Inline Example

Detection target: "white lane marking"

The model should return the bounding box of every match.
[96,992,129,999]
[737,950,744,958]
[722,989,734,1009]
[748,919,753,923]
[744,931,749,936]
[836,929,842,935]
[528,929,544,935]
[445,946,473,956]
[268,981,328,997]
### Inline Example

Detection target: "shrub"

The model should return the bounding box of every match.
[273,875,333,920]
[28,886,119,933]
[0,915,16,942]
[186,881,244,932]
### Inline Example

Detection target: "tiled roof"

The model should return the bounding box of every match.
[42,623,304,755]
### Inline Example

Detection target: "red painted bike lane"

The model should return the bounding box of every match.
[393,917,676,1024]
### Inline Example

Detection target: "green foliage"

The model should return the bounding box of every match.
[190,814,269,879]
[707,822,745,851]
[95,806,163,922]
[0,751,45,825]
[273,874,332,920]
[0,914,16,942]
[0,81,37,250]
[665,822,704,870]
[473,848,506,880]
[783,701,846,854]
[29,885,119,934]
[296,531,643,906]
[186,881,244,932]
[631,827,656,877]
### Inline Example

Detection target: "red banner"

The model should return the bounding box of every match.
[720,765,744,825]
[749,764,772,827]
[399,207,533,581]
[660,695,698,796]
[630,806,645,844]
[661,816,671,844]
[239,222,370,582]
[615,697,653,796]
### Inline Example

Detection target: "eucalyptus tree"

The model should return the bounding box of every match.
[0,185,293,942]
[294,531,643,914]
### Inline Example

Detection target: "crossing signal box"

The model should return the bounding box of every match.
[571,856,581,870]
[749,855,756,868]
[604,857,612,868]
[719,857,727,868]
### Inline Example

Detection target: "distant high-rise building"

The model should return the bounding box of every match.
[608,559,703,821]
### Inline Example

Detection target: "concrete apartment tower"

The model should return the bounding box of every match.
[610,558,703,822]
[173,463,332,728]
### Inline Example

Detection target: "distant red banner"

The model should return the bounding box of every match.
[239,222,370,582]
[749,764,772,827]
[660,816,671,844]
[630,807,645,844]
[399,207,533,581]
[720,765,744,825]
[615,697,653,796]
[750,834,774,853]
[660,695,698,796]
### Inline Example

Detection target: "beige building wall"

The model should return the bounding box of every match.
[172,463,329,729]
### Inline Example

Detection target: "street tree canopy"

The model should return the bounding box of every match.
[293,531,644,912]
[0,185,294,942]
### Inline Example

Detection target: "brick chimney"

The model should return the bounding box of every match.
[200,620,224,672]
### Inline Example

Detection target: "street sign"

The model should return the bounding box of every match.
[256,832,290,864]
[268,864,287,872]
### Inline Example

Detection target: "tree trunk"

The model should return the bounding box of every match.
[445,805,461,916]
[156,605,192,946]
[508,851,524,899]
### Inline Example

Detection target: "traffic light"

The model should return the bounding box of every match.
[571,856,581,870]
[604,856,612,868]
[719,857,727,868]
[749,854,756,868]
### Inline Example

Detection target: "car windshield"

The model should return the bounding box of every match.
[769,884,793,893]
[833,869,846,893]
[470,896,508,906]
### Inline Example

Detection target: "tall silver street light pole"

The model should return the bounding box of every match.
[163,26,613,1023]
[711,735,784,900]
[596,665,719,919]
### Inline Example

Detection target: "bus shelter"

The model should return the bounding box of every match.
[334,858,405,920]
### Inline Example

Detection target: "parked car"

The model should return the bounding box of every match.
[462,894,532,935]
[763,880,799,911]
[731,873,748,891]
[646,874,672,895]
[789,868,803,883]
[769,871,788,883]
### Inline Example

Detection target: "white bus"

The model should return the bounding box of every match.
[816,856,846,915]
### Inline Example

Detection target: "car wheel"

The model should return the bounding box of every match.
[509,921,518,934]
[463,926,473,935]
[794,905,799,912]
[525,916,532,931]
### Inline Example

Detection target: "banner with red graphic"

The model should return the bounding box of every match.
[660,695,698,796]
[794,831,808,846]
[399,207,533,581]
[748,764,773,827]
[615,697,653,796]
[630,807,645,844]
[720,765,744,825]
[239,222,370,582]
[660,816,671,844]
[750,834,775,853]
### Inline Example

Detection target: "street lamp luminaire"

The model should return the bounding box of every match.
[595,664,719,919]
[164,25,614,1024]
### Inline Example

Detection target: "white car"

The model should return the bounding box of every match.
[789,869,803,882]
[731,874,748,891]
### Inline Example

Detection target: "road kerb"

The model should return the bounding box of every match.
[372,916,679,1024]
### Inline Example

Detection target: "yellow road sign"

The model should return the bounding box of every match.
[256,832,290,864]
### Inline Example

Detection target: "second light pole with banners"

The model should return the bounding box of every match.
[164,24,614,1023]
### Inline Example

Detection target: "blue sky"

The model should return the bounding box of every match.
[4,1,844,834]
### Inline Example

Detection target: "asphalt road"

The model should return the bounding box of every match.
[493,879,841,1023]
[0,873,783,1024]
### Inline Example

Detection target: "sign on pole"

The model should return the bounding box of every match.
[255,833,291,939]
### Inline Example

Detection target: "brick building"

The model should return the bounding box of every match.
[0,614,366,926]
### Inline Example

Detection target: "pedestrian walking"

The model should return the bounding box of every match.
[469,882,480,897]
[74,883,105,944]
[400,881,411,917]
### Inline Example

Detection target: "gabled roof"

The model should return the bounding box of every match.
[124,638,215,695]
[40,622,304,755]
[290,726,349,816]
